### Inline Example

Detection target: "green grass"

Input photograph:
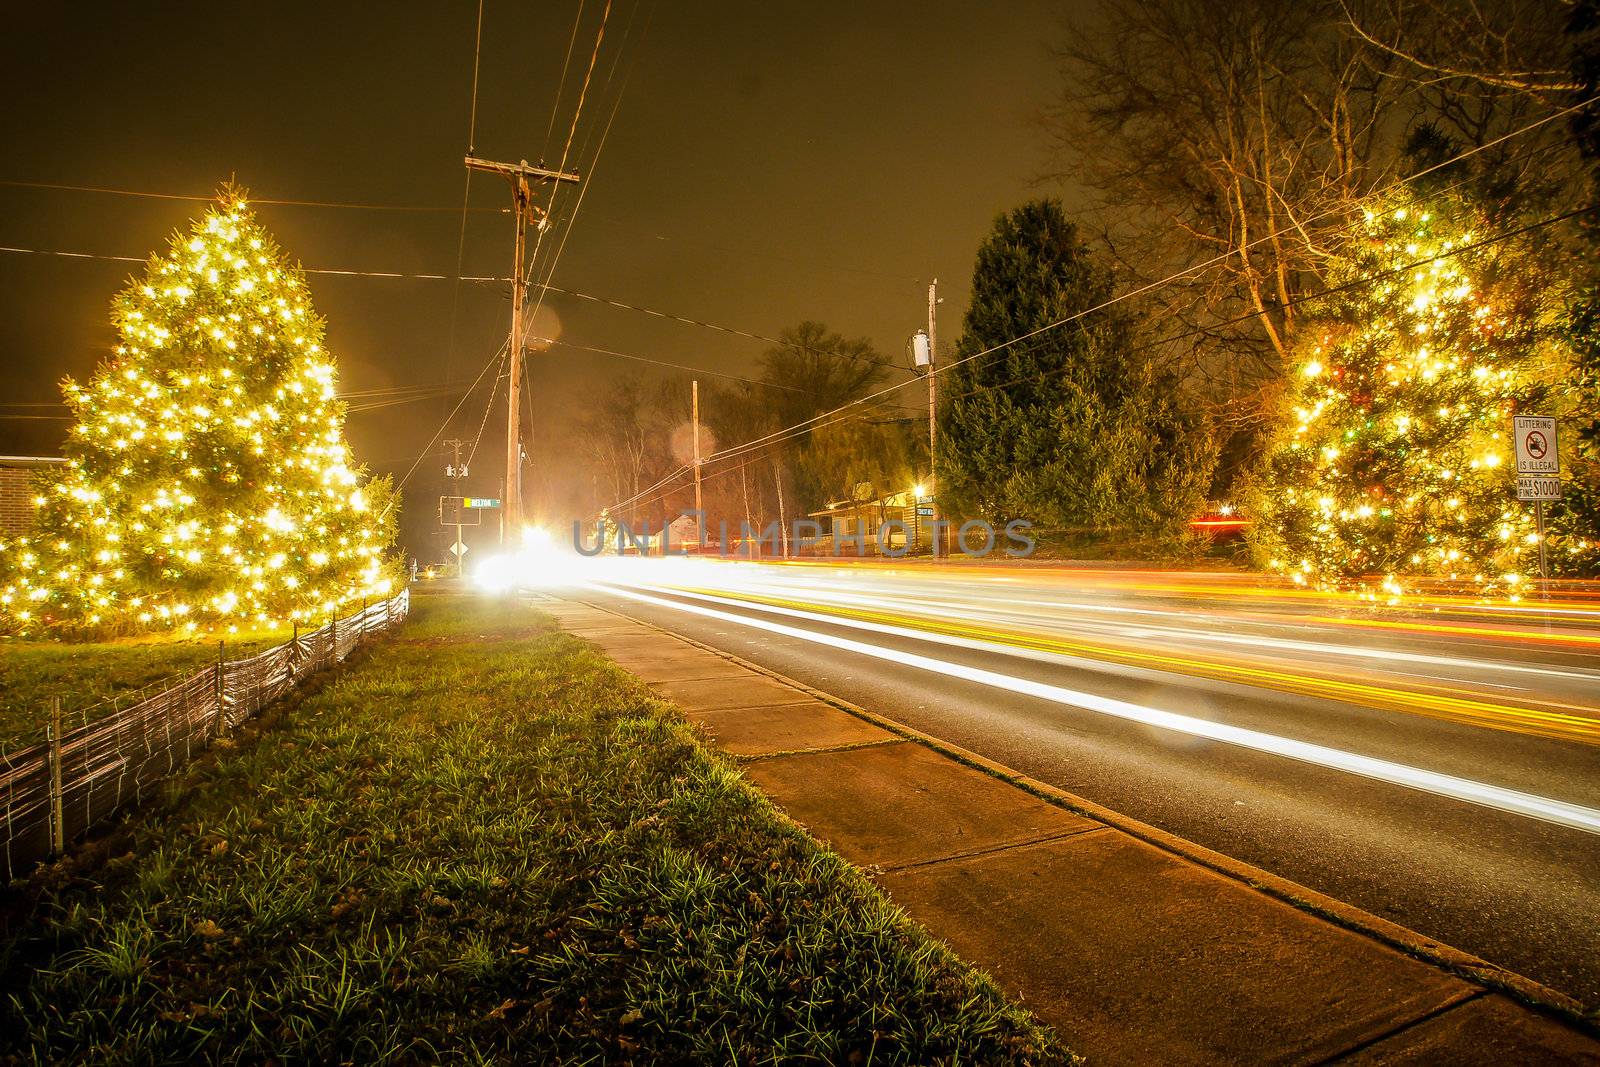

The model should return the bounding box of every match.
[0,627,289,752]
[0,593,1072,1064]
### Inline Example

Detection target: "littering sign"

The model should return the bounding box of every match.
[1513,416,1559,475]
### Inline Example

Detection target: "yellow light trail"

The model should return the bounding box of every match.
[664,584,1600,745]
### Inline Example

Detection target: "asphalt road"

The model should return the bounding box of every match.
[562,559,1600,1006]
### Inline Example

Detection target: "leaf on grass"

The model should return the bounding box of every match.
[485,998,519,1021]
[193,919,224,939]
[619,1008,643,1027]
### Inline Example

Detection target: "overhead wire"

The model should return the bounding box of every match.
[1,233,913,380]
[441,0,488,418]
[539,337,817,393]
[544,0,589,156]
[0,243,513,282]
[382,339,506,515]
[516,0,623,348]
[465,351,508,470]
[538,281,907,372]
[947,200,1600,406]
[0,178,503,213]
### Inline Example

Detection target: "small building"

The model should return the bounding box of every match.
[807,486,929,553]
[0,456,65,537]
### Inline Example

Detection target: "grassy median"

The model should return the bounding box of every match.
[0,592,1070,1064]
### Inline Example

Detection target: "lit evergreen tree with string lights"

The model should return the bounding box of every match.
[0,189,398,634]
[1248,184,1569,600]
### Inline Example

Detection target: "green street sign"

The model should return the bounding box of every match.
[464,497,501,509]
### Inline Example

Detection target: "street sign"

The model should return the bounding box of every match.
[464,497,501,509]
[1513,415,1559,474]
[1517,476,1562,502]
[449,541,469,557]
[438,496,482,526]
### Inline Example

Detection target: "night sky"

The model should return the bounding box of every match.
[1,1,1082,554]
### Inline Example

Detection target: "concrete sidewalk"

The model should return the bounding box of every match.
[546,596,1600,1065]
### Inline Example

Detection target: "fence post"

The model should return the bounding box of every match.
[48,697,64,856]
[215,640,227,738]
[330,609,338,662]
[290,619,299,679]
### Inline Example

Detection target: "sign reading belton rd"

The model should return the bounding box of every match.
[464,497,501,509]
[438,496,482,526]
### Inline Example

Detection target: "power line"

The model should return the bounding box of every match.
[545,0,591,158]
[948,201,1600,406]
[0,233,911,376]
[382,339,507,515]
[539,337,817,393]
[0,243,509,281]
[465,352,507,470]
[580,214,923,284]
[517,0,632,343]
[536,281,907,372]
[0,178,504,213]
[554,0,610,179]
[442,0,488,416]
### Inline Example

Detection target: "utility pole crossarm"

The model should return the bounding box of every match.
[464,156,581,184]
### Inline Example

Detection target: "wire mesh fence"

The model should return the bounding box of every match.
[0,589,409,882]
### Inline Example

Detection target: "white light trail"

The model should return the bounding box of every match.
[694,575,1600,687]
[592,581,1600,836]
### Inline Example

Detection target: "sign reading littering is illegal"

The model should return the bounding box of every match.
[1513,415,1559,474]
[1513,415,1561,503]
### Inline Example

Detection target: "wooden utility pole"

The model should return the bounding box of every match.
[927,278,941,557]
[464,156,581,543]
[691,380,704,552]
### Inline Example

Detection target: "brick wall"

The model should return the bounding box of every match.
[0,462,61,537]
[0,467,37,535]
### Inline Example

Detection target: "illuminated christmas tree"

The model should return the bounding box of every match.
[1250,189,1566,600]
[0,190,397,634]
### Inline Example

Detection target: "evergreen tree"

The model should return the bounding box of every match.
[1248,187,1569,598]
[940,199,1213,540]
[0,191,398,633]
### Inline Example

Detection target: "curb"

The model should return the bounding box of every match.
[564,593,1598,1035]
